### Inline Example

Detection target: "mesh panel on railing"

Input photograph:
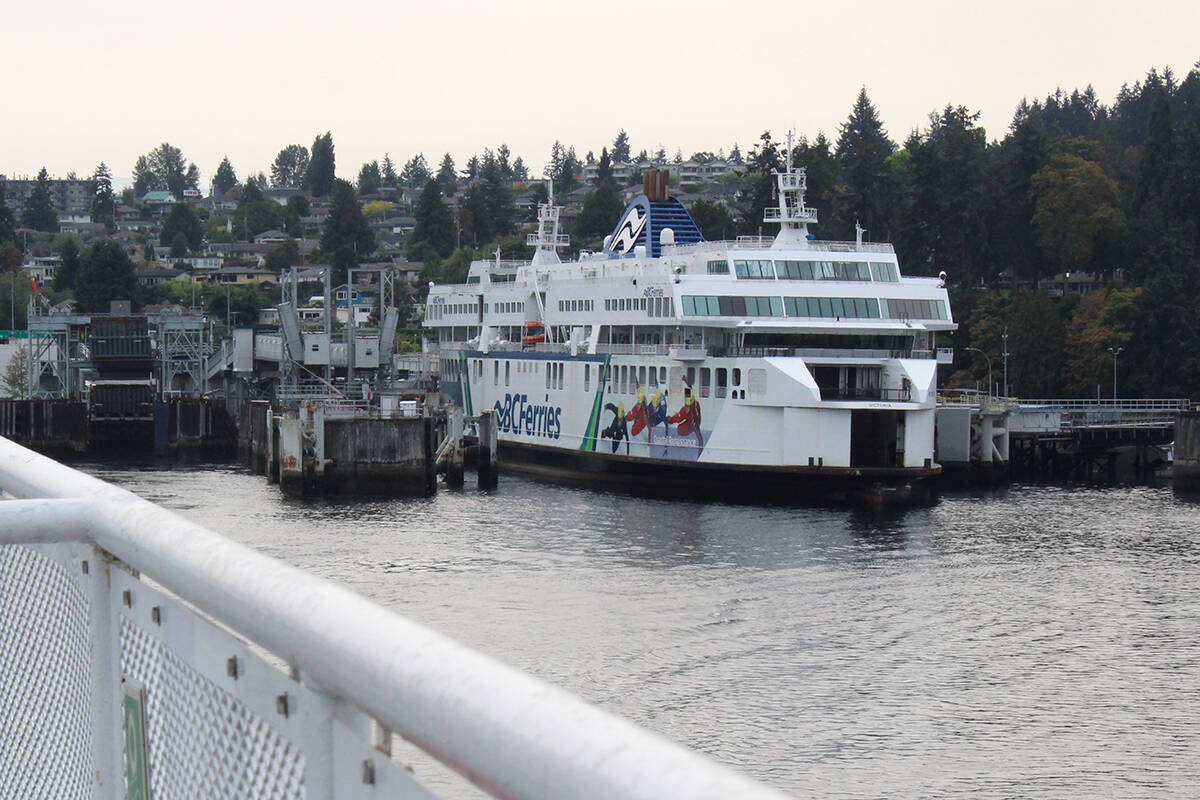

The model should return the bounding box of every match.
[120,619,305,800]
[0,544,94,800]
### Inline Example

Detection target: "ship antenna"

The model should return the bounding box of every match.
[528,174,568,265]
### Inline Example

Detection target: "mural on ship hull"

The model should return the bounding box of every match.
[596,379,710,461]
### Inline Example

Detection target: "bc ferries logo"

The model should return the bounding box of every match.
[495,393,563,439]
[607,203,648,255]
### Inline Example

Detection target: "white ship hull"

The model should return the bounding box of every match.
[439,347,940,501]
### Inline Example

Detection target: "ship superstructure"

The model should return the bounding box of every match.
[424,155,955,501]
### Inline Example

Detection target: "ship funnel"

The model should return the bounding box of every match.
[642,169,670,201]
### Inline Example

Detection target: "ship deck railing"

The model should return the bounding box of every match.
[436,342,936,362]
[0,436,785,800]
[665,238,897,256]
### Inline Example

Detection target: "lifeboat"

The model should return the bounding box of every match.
[521,321,546,345]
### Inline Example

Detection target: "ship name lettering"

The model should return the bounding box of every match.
[494,392,562,439]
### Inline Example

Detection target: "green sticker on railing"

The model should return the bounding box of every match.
[122,682,149,800]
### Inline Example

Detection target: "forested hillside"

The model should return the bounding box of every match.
[740,65,1200,399]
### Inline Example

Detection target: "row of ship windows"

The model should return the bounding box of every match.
[433,297,677,318]
[604,296,676,317]
[466,274,517,284]
[682,295,949,321]
[427,303,476,320]
[461,357,746,400]
[708,259,900,283]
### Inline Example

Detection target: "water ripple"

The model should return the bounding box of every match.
[81,460,1200,799]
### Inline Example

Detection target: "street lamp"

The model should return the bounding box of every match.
[965,346,992,397]
[1107,346,1124,401]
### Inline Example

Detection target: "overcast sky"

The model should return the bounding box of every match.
[3,0,1197,185]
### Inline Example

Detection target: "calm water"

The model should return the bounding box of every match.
[79,459,1200,798]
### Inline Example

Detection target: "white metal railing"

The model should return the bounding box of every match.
[1017,398,1191,411]
[802,240,895,254]
[0,437,784,800]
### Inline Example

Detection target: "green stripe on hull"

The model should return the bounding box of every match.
[580,355,611,451]
[459,352,474,430]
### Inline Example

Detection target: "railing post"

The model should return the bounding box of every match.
[88,549,124,800]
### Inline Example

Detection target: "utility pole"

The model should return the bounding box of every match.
[1002,327,1009,398]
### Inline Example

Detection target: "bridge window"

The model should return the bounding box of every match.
[707,259,730,274]
[870,262,899,282]
[881,298,947,320]
[775,260,814,280]
[734,260,775,279]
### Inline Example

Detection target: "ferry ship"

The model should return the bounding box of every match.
[423,147,955,502]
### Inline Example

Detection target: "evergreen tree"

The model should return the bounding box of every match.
[55,237,81,292]
[496,145,513,181]
[305,133,336,196]
[906,106,990,280]
[436,153,457,196]
[319,179,374,271]
[479,152,515,239]
[989,119,1049,281]
[234,179,284,240]
[76,240,136,312]
[791,134,838,235]
[170,232,190,259]
[91,162,115,229]
[459,183,489,246]
[409,179,455,258]
[0,185,16,244]
[271,145,309,188]
[160,202,204,251]
[575,182,625,239]
[511,156,529,182]
[689,199,736,240]
[612,130,631,163]
[597,147,613,186]
[381,153,398,185]
[132,155,158,196]
[213,157,239,195]
[401,154,431,189]
[22,168,58,232]
[553,145,580,194]
[737,132,781,234]
[1136,85,1175,210]
[284,194,309,238]
[358,161,382,194]
[835,88,896,235]
[463,155,480,182]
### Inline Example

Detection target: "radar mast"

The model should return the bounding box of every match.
[764,132,819,248]
[528,179,570,265]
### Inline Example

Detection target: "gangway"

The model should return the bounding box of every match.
[0,436,784,800]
